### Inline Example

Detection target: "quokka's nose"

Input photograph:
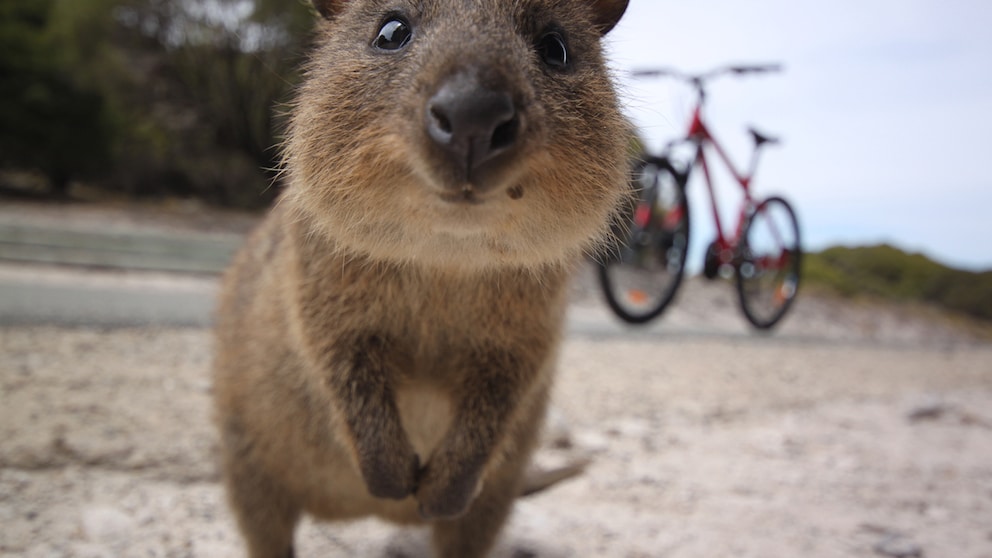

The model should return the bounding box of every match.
[425,71,520,182]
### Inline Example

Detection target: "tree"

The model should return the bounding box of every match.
[0,0,113,196]
[113,0,317,207]
[2,0,318,207]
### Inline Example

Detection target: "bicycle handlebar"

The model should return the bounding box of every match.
[725,64,782,75]
[630,64,781,104]
[631,64,782,83]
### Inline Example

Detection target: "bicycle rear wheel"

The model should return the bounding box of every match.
[735,196,801,329]
[598,159,689,324]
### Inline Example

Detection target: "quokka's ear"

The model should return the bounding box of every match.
[311,0,349,20]
[589,0,629,35]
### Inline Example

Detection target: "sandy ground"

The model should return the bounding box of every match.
[1,201,991,557]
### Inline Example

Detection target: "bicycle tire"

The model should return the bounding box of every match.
[735,195,801,329]
[598,158,690,324]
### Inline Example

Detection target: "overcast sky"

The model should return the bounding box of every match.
[603,0,992,271]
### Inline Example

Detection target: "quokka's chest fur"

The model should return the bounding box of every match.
[287,223,571,353]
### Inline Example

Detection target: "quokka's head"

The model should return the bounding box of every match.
[284,0,630,272]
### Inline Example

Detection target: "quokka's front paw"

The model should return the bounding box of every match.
[360,446,421,500]
[415,463,484,520]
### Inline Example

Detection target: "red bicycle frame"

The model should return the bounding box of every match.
[691,106,751,252]
[685,105,776,267]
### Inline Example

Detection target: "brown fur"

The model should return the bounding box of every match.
[212,1,629,556]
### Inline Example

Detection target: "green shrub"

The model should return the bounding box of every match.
[802,244,992,321]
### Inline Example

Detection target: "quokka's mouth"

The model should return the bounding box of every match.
[436,182,526,205]
[437,187,483,205]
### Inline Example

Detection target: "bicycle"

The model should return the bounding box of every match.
[598,64,801,330]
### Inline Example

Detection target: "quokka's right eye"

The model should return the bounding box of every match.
[536,30,569,70]
[374,18,413,51]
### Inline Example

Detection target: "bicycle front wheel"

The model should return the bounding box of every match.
[735,196,801,329]
[598,160,690,324]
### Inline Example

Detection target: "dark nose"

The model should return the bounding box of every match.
[425,72,520,181]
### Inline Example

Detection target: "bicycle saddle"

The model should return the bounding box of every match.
[748,127,780,147]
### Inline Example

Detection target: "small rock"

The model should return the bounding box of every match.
[874,534,923,558]
[907,397,950,422]
[542,408,573,449]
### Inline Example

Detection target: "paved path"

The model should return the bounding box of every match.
[0,202,985,347]
[0,218,230,327]
[0,264,216,327]
[2,257,983,350]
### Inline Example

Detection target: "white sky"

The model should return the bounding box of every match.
[604,0,992,271]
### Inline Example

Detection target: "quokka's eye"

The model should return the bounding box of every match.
[374,18,412,51]
[536,31,569,69]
